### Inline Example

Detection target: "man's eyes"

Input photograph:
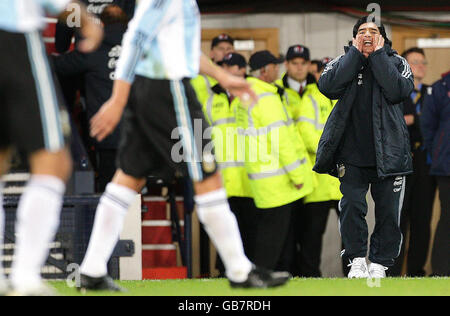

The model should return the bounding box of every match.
[359,30,379,34]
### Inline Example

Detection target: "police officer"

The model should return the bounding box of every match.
[276,45,342,277]
[235,50,315,272]
[191,34,235,107]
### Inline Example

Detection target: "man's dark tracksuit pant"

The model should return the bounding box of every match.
[339,164,406,267]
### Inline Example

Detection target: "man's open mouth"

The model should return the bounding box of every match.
[364,40,373,47]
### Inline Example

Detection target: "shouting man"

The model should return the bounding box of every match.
[314,16,414,279]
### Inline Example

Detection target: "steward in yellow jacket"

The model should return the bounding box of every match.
[276,44,341,277]
[198,53,259,267]
[234,50,315,272]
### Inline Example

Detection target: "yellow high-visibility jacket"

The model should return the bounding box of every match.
[235,77,315,209]
[201,83,253,198]
[191,74,218,107]
[276,74,342,203]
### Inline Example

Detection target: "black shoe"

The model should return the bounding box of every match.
[77,274,126,293]
[229,266,292,289]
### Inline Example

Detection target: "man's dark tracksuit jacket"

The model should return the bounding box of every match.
[55,0,135,54]
[314,44,414,267]
[52,23,126,150]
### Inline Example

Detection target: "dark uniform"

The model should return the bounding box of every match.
[314,43,414,268]
[391,84,437,277]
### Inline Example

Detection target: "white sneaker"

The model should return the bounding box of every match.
[369,263,388,279]
[347,257,370,279]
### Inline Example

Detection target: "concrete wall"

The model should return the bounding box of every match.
[202,13,392,60]
[202,11,450,59]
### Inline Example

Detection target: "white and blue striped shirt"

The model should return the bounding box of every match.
[0,0,70,33]
[115,0,201,82]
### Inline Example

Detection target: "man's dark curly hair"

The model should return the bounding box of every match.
[352,16,392,47]
[100,5,129,26]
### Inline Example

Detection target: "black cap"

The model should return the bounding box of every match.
[286,45,310,61]
[221,53,247,68]
[249,50,284,71]
[211,34,234,49]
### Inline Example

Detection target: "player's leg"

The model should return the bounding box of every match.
[192,172,253,283]
[79,169,145,286]
[6,30,73,294]
[10,149,72,293]
[177,79,290,287]
[78,83,149,291]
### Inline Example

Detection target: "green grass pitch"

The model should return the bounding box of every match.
[51,277,449,296]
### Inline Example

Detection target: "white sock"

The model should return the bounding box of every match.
[195,188,252,283]
[0,182,4,280]
[80,183,136,278]
[11,175,65,290]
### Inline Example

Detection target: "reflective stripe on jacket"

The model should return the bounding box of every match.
[235,77,315,209]
[276,74,342,203]
[201,83,253,198]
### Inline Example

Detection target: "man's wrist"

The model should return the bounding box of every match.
[370,46,385,57]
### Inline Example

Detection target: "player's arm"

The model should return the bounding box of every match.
[90,0,171,142]
[89,19,141,141]
[90,80,130,141]
[200,54,258,104]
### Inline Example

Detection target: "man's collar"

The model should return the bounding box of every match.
[287,77,306,92]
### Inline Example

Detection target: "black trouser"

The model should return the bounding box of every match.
[252,201,297,273]
[391,150,437,276]
[216,197,258,276]
[96,149,118,193]
[295,200,338,277]
[432,176,450,276]
[339,164,405,267]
